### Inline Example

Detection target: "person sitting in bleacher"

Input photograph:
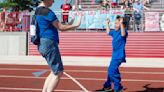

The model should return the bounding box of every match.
[120,0,133,9]
[111,0,120,8]
[100,0,111,10]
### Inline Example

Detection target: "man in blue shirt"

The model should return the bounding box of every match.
[36,0,81,92]
[96,16,128,92]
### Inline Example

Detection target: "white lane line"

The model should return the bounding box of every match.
[0,68,164,75]
[66,70,164,75]
[122,71,164,75]
[0,75,164,83]
[0,87,83,92]
[64,72,89,92]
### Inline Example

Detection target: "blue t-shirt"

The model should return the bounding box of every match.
[109,29,128,62]
[36,7,59,43]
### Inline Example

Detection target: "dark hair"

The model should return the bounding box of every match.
[116,15,121,19]
[116,15,128,28]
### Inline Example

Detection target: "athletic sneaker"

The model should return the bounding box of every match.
[95,87,113,92]
[115,88,123,92]
[118,90,123,92]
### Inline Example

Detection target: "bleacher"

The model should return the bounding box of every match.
[79,0,164,10]
[149,0,164,9]
[79,0,101,10]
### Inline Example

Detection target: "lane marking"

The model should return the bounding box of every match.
[0,87,83,92]
[64,72,89,92]
[0,75,164,83]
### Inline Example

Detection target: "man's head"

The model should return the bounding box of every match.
[42,0,54,7]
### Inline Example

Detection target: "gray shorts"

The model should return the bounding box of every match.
[38,38,64,75]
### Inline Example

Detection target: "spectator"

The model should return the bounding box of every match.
[121,0,133,30]
[133,0,149,12]
[133,0,149,31]
[12,12,21,31]
[101,0,111,10]
[5,13,14,31]
[111,0,119,8]
[61,0,72,24]
[121,0,132,10]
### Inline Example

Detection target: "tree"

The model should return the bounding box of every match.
[0,0,40,11]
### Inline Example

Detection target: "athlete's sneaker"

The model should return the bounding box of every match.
[95,87,113,92]
[118,89,123,92]
[115,88,123,92]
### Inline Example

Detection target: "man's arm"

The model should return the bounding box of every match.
[53,16,81,31]
[120,18,126,37]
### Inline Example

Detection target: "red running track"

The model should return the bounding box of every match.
[0,64,164,92]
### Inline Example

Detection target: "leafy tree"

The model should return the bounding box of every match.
[0,0,40,11]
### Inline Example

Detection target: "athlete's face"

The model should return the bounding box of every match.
[115,19,120,31]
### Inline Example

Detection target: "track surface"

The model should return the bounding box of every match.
[0,64,164,92]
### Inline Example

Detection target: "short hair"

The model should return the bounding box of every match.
[116,15,128,28]
[116,15,121,19]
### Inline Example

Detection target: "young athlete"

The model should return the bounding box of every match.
[96,16,128,92]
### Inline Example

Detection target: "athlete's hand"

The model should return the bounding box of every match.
[106,18,110,25]
[120,18,123,24]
